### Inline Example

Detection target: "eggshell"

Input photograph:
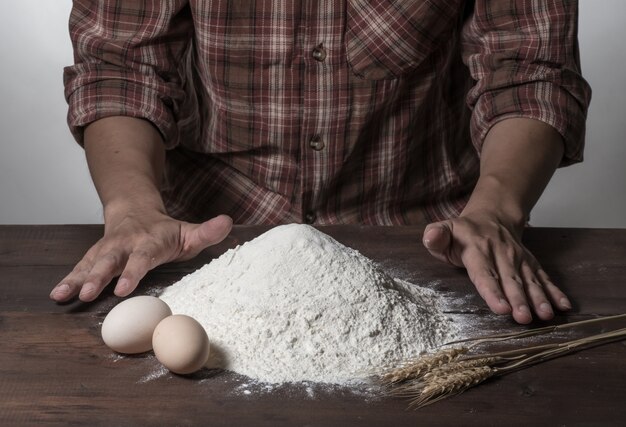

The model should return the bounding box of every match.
[101,296,172,354]
[152,315,210,375]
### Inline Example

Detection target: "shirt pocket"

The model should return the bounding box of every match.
[193,1,295,70]
[345,0,464,80]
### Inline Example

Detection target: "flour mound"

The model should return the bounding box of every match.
[160,224,456,384]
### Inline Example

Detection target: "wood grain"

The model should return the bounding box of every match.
[0,225,625,426]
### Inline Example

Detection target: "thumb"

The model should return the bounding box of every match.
[423,221,454,265]
[182,214,233,258]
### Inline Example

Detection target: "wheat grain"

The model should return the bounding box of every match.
[409,366,495,408]
[377,347,468,385]
[424,356,501,379]
[390,357,497,397]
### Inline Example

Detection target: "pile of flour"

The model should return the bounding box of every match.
[160,224,457,385]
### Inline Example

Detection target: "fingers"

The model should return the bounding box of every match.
[50,277,83,303]
[520,263,554,321]
[198,214,233,245]
[477,244,545,324]
[423,222,462,267]
[50,242,157,303]
[498,272,534,324]
[496,248,573,323]
[50,247,127,303]
[180,215,233,260]
[423,223,449,255]
[462,250,512,316]
[79,251,125,301]
[115,248,158,297]
[537,269,572,311]
[50,247,99,302]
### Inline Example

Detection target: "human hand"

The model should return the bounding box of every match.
[50,209,232,302]
[422,212,571,324]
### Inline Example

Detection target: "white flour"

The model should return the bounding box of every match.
[160,224,457,385]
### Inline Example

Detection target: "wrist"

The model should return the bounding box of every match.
[103,196,167,225]
[462,174,527,235]
[468,118,565,235]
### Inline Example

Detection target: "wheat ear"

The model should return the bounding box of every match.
[390,356,502,397]
[376,347,468,385]
[408,366,496,408]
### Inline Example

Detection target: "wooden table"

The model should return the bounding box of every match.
[1,225,624,426]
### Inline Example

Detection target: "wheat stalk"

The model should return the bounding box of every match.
[446,313,626,348]
[376,314,626,409]
[499,326,626,372]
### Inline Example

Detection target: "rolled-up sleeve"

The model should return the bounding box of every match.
[462,0,592,166]
[63,0,193,148]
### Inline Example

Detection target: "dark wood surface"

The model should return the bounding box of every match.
[1,225,624,426]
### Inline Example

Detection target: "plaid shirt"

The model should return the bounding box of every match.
[64,0,591,225]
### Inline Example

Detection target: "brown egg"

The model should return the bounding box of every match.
[152,315,210,375]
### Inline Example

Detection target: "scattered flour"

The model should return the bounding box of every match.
[160,224,457,385]
[138,365,169,384]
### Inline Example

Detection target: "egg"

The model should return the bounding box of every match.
[101,296,172,354]
[152,315,210,375]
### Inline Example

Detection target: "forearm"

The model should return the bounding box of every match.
[462,118,564,232]
[84,116,166,223]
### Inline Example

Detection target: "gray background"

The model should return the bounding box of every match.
[1,1,624,227]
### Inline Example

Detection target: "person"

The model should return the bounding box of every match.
[50,1,591,325]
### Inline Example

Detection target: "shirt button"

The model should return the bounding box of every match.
[309,135,325,151]
[304,211,316,224]
[312,44,326,62]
